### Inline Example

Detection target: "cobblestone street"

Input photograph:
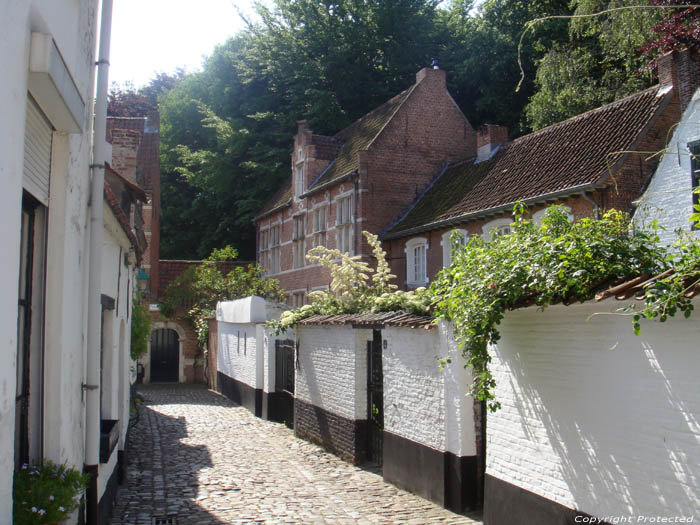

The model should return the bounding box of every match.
[111,385,483,524]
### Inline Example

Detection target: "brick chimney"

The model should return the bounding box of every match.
[657,48,700,113]
[416,63,446,89]
[476,124,508,162]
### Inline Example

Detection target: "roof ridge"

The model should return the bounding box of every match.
[513,85,662,143]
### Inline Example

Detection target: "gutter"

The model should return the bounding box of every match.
[85,1,112,522]
[381,182,602,240]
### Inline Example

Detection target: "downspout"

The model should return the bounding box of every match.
[85,1,112,522]
[352,174,359,255]
[582,190,599,220]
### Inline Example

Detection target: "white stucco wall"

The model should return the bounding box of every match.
[217,322,260,389]
[487,300,700,518]
[0,0,99,518]
[635,89,700,245]
[383,322,476,456]
[296,326,370,420]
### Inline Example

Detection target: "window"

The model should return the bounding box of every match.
[441,229,467,268]
[691,142,700,228]
[532,206,573,225]
[482,218,513,241]
[288,291,306,307]
[293,215,306,268]
[405,237,428,287]
[312,206,327,247]
[295,164,305,197]
[336,195,353,254]
[259,224,281,274]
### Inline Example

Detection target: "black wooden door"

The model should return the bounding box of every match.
[274,339,295,427]
[150,329,179,382]
[367,329,383,466]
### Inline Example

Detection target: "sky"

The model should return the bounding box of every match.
[110,0,259,88]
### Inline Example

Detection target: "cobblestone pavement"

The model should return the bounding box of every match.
[111,384,483,524]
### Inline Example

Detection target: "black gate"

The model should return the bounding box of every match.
[150,329,179,382]
[367,329,383,466]
[274,340,295,427]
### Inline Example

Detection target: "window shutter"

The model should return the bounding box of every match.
[23,98,53,206]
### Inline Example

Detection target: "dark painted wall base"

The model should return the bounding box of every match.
[98,461,120,524]
[294,398,367,464]
[217,371,262,417]
[484,475,611,525]
[85,464,98,525]
[118,448,127,485]
[382,431,477,513]
[262,390,294,428]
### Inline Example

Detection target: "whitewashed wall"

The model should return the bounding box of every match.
[383,322,475,456]
[635,88,700,245]
[296,326,370,420]
[0,0,98,518]
[488,300,700,517]
[217,322,260,389]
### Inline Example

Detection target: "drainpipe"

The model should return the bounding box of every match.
[85,1,112,522]
[581,190,599,219]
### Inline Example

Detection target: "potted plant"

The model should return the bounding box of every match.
[13,461,90,524]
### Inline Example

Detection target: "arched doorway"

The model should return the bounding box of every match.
[150,328,179,382]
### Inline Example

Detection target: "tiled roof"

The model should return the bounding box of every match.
[307,86,415,190]
[255,179,292,219]
[298,311,434,329]
[106,163,148,201]
[384,85,672,239]
[595,269,700,301]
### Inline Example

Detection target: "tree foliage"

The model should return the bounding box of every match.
[158,245,284,346]
[130,296,151,360]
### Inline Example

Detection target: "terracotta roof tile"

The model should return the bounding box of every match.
[104,185,143,264]
[298,311,434,329]
[384,85,672,238]
[307,86,415,190]
[255,179,292,219]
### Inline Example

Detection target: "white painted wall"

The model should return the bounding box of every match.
[488,301,700,517]
[383,322,475,456]
[635,88,700,245]
[296,326,370,420]
[217,322,260,389]
[0,0,99,518]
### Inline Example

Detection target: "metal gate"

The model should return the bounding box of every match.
[366,329,383,466]
[274,339,295,427]
[150,329,179,382]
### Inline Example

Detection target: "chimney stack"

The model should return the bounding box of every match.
[657,48,700,113]
[476,124,508,162]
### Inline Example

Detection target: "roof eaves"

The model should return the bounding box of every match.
[302,170,357,198]
[253,198,292,222]
[382,183,602,240]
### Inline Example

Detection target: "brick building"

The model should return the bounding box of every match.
[254,66,475,303]
[380,51,698,289]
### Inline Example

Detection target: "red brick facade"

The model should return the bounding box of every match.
[255,67,475,302]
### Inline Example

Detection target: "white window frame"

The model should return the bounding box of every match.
[312,205,328,248]
[405,237,429,288]
[336,194,353,254]
[482,218,513,241]
[441,229,467,268]
[295,163,305,198]
[532,206,573,225]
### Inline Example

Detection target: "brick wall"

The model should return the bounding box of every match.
[256,67,475,295]
[487,300,700,518]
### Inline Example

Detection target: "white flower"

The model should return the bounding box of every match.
[58,506,65,512]
[49,495,55,501]
[31,507,37,513]
[38,509,46,516]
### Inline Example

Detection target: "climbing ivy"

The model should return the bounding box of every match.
[130,294,151,361]
[431,205,675,411]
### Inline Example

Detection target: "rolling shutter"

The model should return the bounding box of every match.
[23,98,52,206]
